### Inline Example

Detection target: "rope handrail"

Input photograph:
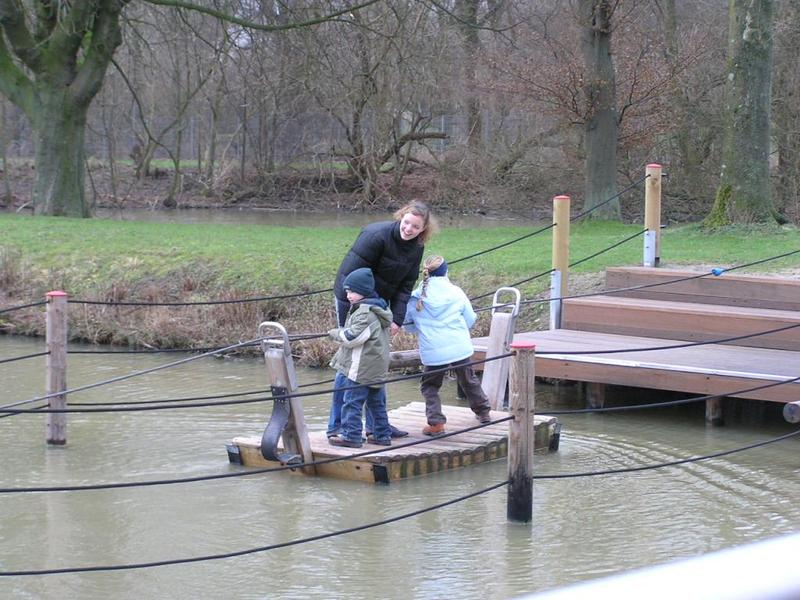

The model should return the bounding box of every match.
[0,337,266,411]
[2,423,796,576]
[0,417,513,493]
[0,300,47,315]
[0,351,49,365]
[536,321,800,356]
[448,223,556,265]
[571,174,650,221]
[0,480,510,576]
[517,248,800,308]
[533,428,800,479]
[0,353,515,414]
[468,228,646,305]
[66,287,333,307]
[5,317,799,414]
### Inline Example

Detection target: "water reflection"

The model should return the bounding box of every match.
[2,336,799,599]
[93,207,530,229]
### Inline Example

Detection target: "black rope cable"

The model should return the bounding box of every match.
[0,351,49,364]
[67,287,333,307]
[0,480,510,576]
[568,229,647,269]
[66,333,326,355]
[545,374,800,415]
[571,174,650,221]
[448,223,556,265]
[516,248,800,309]
[0,337,267,411]
[68,343,260,355]
[534,427,800,480]
[536,321,800,356]
[0,404,46,420]
[68,377,337,407]
[0,417,513,493]
[3,426,795,576]
[0,353,516,414]
[468,228,645,306]
[0,300,47,315]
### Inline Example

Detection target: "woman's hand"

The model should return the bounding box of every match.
[390,322,401,336]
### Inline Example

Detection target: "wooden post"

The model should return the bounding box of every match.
[45,291,68,445]
[783,401,800,424]
[549,195,570,330]
[507,341,535,523]
[644,163,662,267]
[705,397,724,426]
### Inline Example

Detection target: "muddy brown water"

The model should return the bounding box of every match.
[2,335,799,599]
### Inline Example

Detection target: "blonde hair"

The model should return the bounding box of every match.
[416,255,446,311]
[394,200,439,245]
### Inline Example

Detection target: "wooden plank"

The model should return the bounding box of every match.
[230,402,558,483]
[605,267,800,311]
[472,329,800,403]
[561,296,800,350]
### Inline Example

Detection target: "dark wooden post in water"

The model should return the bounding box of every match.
[45,291,68,445]
[507,341,535,522]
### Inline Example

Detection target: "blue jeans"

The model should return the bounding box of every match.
[327,371,377,436]
[338,377,390,443]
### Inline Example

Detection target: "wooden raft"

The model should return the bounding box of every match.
[228,402,559,484]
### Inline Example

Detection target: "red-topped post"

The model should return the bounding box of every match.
[46,291,68,445]
[550,195,571,329]
[507,340,535,522]
[644,163,662,267]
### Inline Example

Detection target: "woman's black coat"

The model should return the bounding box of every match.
[334,221,424,327]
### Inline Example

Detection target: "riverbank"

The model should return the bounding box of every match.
[1,213,797,364]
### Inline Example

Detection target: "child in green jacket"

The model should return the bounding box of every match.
[328,268,393,448]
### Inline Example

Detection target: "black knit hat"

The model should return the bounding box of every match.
[343,268,376,296]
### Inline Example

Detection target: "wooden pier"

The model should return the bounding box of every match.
[393,267,800,418]
[228,402,559,483]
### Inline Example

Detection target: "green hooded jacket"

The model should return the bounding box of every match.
[328,298,393,387]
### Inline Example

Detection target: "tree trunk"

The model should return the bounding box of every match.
[32,90,90,217]
[772,1,799,219]
[707,0,776,226]
[0,99,11,207]
[458,0,483,149]
[581,0,619,220]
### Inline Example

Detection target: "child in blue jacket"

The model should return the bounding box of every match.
[403,256,492,435]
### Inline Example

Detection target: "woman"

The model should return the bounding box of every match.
[327,200,438,440]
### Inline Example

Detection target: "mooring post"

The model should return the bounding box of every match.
[45,291,68,445]
[507,341,535,523]
[643,163,663,267]
[549,195,570,330]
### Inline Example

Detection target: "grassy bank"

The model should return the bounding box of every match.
[1,213,797,364]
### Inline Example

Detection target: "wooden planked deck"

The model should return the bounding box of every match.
[472,329,800,403]
[228,402,559,483]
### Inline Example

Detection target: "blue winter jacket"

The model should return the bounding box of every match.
[403,276,477,367]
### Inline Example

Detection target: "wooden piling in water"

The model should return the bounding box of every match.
[45,291,68,445]
[507,341,535,522]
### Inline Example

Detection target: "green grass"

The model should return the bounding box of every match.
[1,214,798,300]
[1,213,796,354]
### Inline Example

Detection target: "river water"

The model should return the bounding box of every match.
[2,334,799,599]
